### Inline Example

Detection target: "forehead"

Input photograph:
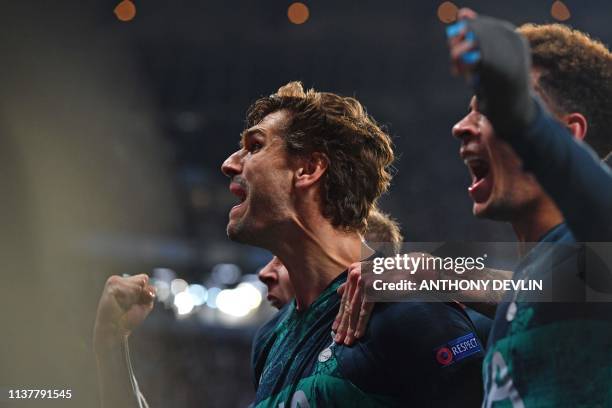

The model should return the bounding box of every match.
[261,257,289,274]
[468,67,541,112]
[241,110,290,145]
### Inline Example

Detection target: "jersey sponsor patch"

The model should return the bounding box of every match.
[434,332,482,366]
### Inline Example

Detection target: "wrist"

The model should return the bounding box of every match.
[93,323,129,354]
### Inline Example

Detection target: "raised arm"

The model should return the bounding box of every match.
[93,274,155,408]
[448,9,612,241]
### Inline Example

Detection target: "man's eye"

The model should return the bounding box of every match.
[249,142,263,152]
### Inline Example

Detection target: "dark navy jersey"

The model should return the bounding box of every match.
[480,93,612,407]
[483,223,612,407]
[251,272,485,407]
[465,308,493,347]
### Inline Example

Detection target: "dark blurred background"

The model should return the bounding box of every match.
[1,1,610,406]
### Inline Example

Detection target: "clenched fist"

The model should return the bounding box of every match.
[94,274,156,352]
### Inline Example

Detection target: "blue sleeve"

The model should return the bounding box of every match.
[337,302,484,405]
[507,99,612,242]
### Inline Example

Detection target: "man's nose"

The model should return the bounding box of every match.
[258,263,278,286]
[452,112,480,143]
[221,150,243,178]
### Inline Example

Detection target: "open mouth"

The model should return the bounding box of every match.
[229,182,248,214]
[464,156,493,204]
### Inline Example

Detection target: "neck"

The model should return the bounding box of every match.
[511,197,563,255]
[270,216,367,311]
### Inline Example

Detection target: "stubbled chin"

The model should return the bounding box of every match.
[227,204,259,244]
[472,202,489,218]
[227,221,251,244]
[226,207,245,240]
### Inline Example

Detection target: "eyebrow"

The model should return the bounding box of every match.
[240,127,265,147]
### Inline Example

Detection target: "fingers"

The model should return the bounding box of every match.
[95,273,157,345]
[106,274,155,310]
[457,7,477,20]
[141,283,156,305]
[446,10,481,78]
[334,268,359,343]
[355,301,374,339]
[344,275,364,345]
[131,273,156,300]
[451,43,479,76]
[333,263,361,332]
[448,30,479,75]
[332,283,347,332]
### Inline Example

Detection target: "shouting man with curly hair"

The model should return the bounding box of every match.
[448,11,612,407]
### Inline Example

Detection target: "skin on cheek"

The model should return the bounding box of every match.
[486,142,543,218]
[239,141,297,241]
[277,270,295,300]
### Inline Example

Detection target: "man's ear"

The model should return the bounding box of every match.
[562,112,588,141]
[295,152,329,189]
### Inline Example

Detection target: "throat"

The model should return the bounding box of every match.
[511,199,563,251]
[278,232,365,311]
[289,261,346,311]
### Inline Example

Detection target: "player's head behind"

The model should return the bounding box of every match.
[259,208,404,309]
[519,23,612,159]
[258,256,292,310]
[452,23,612,220]
[364,207,403,255]
[222,81,394,246]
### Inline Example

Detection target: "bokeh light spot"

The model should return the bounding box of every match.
[114,0,136,22]
[551,1,571,21]
[437,1,458,24]
[288,2,310,25]
[174,291,195,315]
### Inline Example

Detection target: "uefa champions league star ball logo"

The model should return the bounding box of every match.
[436,347,454,365]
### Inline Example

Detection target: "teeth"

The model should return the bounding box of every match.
[463,156,484,166]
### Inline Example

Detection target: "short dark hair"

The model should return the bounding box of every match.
[519,24,612,157]
[245,82,395,233]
